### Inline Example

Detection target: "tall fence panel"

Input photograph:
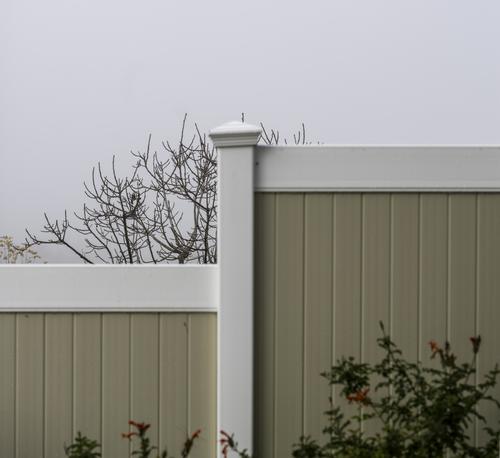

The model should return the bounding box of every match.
[254,192,500,456]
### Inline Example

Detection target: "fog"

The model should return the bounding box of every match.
[1,0,499,262]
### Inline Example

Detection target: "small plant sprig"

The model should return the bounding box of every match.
[292,322,500,458]
[220,430,251,458]
[64,432,101,458]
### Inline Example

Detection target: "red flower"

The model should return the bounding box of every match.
[429,340,440,353]
[346,388,370,405]
[128,420,150,432]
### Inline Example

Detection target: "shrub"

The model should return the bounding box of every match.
[292,322,500,458]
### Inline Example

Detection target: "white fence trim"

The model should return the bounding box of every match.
[255,145,500,192]
[211,121,261,456]
[0,265,218,312]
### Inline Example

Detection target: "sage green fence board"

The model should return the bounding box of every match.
[102,314,130,457]
[17,314,44,458]
[45,314,73,457]
[333,194,362,422]
[131,314,159,453]
[0,313,216,458]
[391,194,419,360]
[449,195,478,443]
[159,313,188,453]
[362,194,391,437]
[0,314,15,456]
[275,194,304,457]
[255,192,500,456]
[419,194,448,363]
[303,194,333,439]
[449,194,477,358]
[74,313,102,441]
[254,193,276,458]
[362,195,391,366]
[189,314,217,458]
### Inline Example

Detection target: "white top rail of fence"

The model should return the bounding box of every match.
[0,264,218,312]
[255,145,500,192]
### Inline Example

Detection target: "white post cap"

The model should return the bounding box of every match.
[209,121,262,147]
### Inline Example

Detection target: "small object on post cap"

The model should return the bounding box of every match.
[209,121,262,147]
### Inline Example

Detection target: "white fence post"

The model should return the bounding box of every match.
[210,121,261,455]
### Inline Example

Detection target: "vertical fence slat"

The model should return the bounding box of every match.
[0,314,15,456]
[74,313,102,441]
[17,313,44,457]
[45,314,73,457]
[448,194,477,443]
[362,194,391,358]
[303,194,333,438]
[275,193,304,456]
[362,194,391,436]
[332,195,363,361]
[101,314,130,456]
[477,194,500,445]
[254,193,276,457]
[189,313,217,458]
[391,194,419,360]
[420,194,448,362]
[449,195,477,356]
[159,313,189,453]
[333,194,362,418]
[130,314,159,449]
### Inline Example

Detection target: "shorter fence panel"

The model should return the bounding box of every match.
[0,312,217,458]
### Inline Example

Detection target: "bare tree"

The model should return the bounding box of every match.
[26,115,309,264]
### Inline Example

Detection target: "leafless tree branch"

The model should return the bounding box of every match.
[26,115,309,263]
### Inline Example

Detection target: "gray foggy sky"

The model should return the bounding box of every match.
[1,0,500,262]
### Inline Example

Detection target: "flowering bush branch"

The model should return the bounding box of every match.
[292,322,500,457]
